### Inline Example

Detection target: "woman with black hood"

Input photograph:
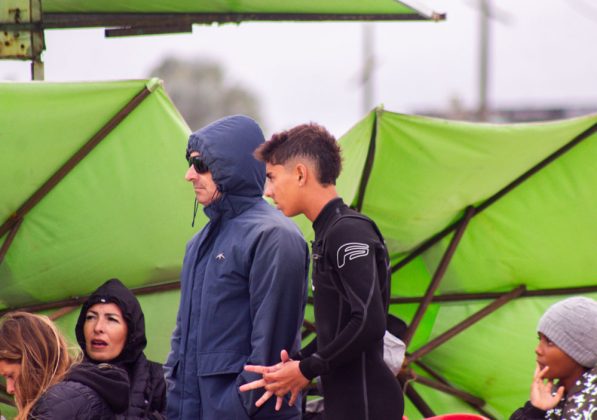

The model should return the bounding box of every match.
[75,278,167,419]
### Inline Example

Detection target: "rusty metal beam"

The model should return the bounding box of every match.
[0,280,180,316]
[413,375,485,407]
[48,305,79,321]
[408,285,526,363]
[402,206,476,346]
[0,217,23,266]
[0,85,153,240]
[40,12,443,31]
[399,373,435,417]
[415,360,496,419]
[105,24,192,37]
[353,110,378,212]
[389,284,597,304]
[301,319,316,340]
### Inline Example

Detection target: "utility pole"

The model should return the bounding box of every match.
[477,0,490,121]
[362,23,375,115]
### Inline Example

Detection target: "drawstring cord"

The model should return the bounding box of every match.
[191,198,199,227]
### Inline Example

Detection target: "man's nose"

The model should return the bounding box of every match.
[264,184,273,198]
[185,166,196,182]
[6,380,15,395]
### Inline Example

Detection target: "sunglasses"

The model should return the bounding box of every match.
[188,155,209,174]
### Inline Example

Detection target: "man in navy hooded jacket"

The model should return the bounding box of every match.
[164,115,309,419]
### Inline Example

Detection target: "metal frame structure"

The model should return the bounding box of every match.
[0,0,444,80]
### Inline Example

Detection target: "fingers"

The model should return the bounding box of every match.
[534,365,549,382]
[280,349,290,363]
[288,389,300,407]
[275,396,283,411]
[239,379,267,392]
[554,386,565,401]
[255,390,274,407]
[244,364,272,374]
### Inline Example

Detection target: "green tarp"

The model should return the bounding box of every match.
[2,82,597,418]
[42,0,423,15]
[32,0,441,33]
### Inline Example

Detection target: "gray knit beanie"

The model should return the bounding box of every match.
[537,296,597,368]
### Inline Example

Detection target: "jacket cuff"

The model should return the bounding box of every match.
[298,354,329,380]
[522,401,547,419]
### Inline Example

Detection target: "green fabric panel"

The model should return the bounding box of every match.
[429,130,597,294]
[43,0,416,15]
[388,255,439,351]
[0,80,148,225]
[336,110,376,206]
[0,80,198,309]
[0,404,16,419]
[363,111,597,256]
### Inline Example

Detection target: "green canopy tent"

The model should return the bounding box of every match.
[0,0,443,79]
[3,81,597,418]
[329,108,597,418]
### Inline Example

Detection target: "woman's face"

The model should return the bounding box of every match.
[83,303,128,362]
[0,359,21,396]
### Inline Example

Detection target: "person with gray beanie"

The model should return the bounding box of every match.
[511,296,597,420]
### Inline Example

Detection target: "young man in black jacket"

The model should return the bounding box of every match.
[240,123,403,420]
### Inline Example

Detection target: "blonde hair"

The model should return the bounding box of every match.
[0,312,78,420]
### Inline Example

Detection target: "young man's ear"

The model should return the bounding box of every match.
[296,164,308,186]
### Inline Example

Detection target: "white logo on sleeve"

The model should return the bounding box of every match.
[336,242,369,268]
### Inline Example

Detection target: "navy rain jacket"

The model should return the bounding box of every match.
[164,115,309,419]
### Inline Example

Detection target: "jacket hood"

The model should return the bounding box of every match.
[186,115,266,197]
[75,278,146,365]
[66,362,130,414]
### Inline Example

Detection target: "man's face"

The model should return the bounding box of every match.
[185,151,220,206]
[264,162,302,217]
[535,332,580,380]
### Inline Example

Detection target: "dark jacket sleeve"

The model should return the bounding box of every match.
[235,226,309,416]
[149,361,167,418]
[32,381,109,419]
[510,401,547,420]
[299,219,387,379]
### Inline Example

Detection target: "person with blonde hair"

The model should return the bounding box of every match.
[0,311,129,419]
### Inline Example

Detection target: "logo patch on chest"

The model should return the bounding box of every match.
[215,252,225,261]
[336,242,369,268]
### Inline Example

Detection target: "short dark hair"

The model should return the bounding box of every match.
[254,123,342,185]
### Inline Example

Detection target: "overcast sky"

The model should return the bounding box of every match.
[1,0,596,137]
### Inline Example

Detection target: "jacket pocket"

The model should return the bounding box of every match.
[197,351,248,377]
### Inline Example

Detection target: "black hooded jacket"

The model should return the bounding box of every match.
[75,279,167,419]
[31,362,129,419]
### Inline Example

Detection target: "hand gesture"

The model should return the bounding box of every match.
[530,364,565,411]
[240,350,293,410]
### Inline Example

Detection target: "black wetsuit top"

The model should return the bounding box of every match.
[298,198,403,420]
